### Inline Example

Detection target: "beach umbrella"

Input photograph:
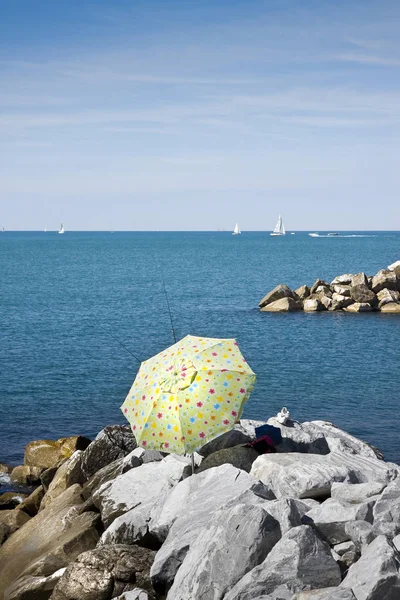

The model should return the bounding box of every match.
[120,335,256,454]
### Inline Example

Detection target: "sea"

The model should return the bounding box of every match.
[1,231,399,473]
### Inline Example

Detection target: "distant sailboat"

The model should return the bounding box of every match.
[44,227,47,232]
[270,214,285,236]
[58,223,65,234]
[232,223,241,235]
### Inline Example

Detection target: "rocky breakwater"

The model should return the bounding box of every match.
[259,260,400,313]
[1,418,400,599]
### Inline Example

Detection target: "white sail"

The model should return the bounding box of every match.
[270,214,285,236]
[232,222,241,235]
[58,223,65,234]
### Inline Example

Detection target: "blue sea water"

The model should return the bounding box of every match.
[0,231,399,466]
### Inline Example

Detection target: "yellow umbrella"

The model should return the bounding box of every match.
[120,335,256,454]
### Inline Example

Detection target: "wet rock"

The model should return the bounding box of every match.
[302,497,374,544]
[350,285,377,307]
[344,302,372,312]
[295,285,310,300]
[371,269,398,293]
[340,535,400,599]
[261,297,303,312]
[0,509,31,534]
[380,302,400,313]
[3,568,66,600]
[198,429,252,457]
[224,525,341,600]
[196,445,259,474]
[303,298,325,312]
[0,485,100,597]
[0,464,12,474]
[259,284,298,308]
[81,425,137,480]
[165,502,281,600]
[10,466,44,486]
[24,436,91,469]
[51,544,156,600]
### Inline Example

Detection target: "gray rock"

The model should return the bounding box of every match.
[310,279,331,295]
[303,298,325,312]
[51,544,156,600]
[100,503,157,548]
[198,429,252,457]
[350,285,377,307]
[265,498,313,535]
[377,288,400,308]
[344,521,375,553]
[114,590,154,600]
[259,284,298,308]
[292,589,356,599]
[351,272,369,287]
[302,497,374,544]
[196,445,259,474]
[344,302,372,312]
[83,458,125,499]
[295,285,310,300]
[93,454,188,528]
[264,420,331,454]
[340,535,400,599]
[371,269,398,293]
[333,285,352,296]
[165,502,281,600]
[330,294,353,310]
[372,478,400,538]
[320,295,333,310]
[331,274,354,285]
[224,525,341,600]
[307,421,384,460]
[81,425,137,480]
[3,568,66,600]
[238,419,268,439]
[261,297,303,312]
[149,465,274,594]
[393,534,400,552]
[331,482,386,504]
[334,540,356,556]
[250,449,396,500]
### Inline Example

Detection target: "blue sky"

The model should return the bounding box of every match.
[1,0,400,230]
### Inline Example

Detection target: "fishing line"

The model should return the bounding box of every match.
[98,323,142,364]
[156,259,177,344]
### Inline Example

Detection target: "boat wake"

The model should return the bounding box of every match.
[309,234,376,238]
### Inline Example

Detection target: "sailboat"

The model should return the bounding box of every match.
[270,214,285,236]
[44,227,47,232]
[58,223,65,234]
[232,223,241,235]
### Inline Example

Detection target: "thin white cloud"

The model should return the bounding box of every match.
[336,53,400,66]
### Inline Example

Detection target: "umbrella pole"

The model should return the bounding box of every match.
[191,453,195,475]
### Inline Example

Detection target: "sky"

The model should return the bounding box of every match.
[1,0,400,230]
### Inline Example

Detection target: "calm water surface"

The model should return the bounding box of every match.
[1,231,399,465]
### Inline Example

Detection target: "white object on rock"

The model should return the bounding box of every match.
[276,407,291,424]
[387,260,400,271]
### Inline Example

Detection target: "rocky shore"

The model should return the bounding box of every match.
[1,417,400,599]
[259,260,400,313]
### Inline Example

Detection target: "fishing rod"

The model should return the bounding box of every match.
[98,323,142,364]
[157,262,177,344]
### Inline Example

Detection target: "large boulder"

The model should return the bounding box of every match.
[344,303,372,312]
[3,568,66,600]
[0,510,31,534]
[260,297,302,312]
[303,299,325,312]
[371,269,398,293]
[224,525,341,600]
[198,429,252,457]
[51,544,156,600]
[295,285,310,300]
[350,285,377,307]
[372,478,400,538]
[0,485,100,600]
[259,285,298,309]
[10,466,44,486]
[377,288,400,308]
[81,425,137,480]
[330,481,386,504]
[332,285,351,297]
[24,436,91,469]
[331,274,353,285]
[265,419,330,454]
[344,521,375,552]
[250,450,397,500]
[93,455,188,529]
[380,302,400,313]
[351,272,369,287]
[17,486,44,517]
[196,445,259,474]
[165,502,281,600]
[310,279,331,295]
[302,497,374,544]
[340,535,400,599]
[40,451,85,510]
[149,465,274,594]
[292,589,356,599]
[330,294,353,311]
